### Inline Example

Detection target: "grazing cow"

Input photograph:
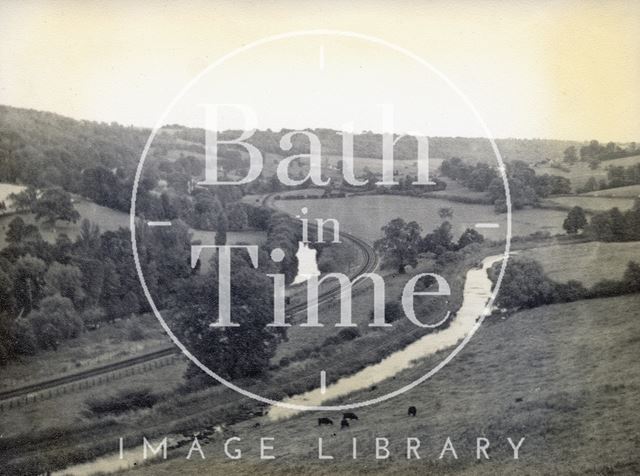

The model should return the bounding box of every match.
[318,417,333,426]
[408,406,417,417]
[515,397,523,403]
[340,419,350,430]
[343,412,358,420]
[253,422,261,428]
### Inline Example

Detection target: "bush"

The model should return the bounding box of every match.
[85,388,159,415]
[369,301,404,325]
[127,320,145,341]
[13,320,37,355]
[322,328,361,347]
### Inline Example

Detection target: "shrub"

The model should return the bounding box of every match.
[85,388,159,415]
[13,320,37,355]
[127,320,145,341]
[369,301,404,325]
[322,328,361,347]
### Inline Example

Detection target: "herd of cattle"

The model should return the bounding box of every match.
[318,406,418,429]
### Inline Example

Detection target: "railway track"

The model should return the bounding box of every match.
[0,194,377,405]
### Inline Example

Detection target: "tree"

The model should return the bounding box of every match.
[580,176,598,193]
[457,228,484,249]
[623,261,640,292]
[563,146,578,164]
[422,221,454,255]
[0,268,15,313]
[489,258,556,309]
[438,207,453,220]
[32,188,80,226]
[27,294,82,350]
[227,203,248,231]
[5,216,41,244]
[76,219,101,256]
[44,262,85,306]
[13,254,46,314]
[173,255,283,385]
[563,206,587,234]
[215,211,228,246]
[192,189,222,230]
[374,218,422,273]
[8,186,37,212]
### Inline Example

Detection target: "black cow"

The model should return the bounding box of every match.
[318,417,333,426]
[408,406,417,417]
[340,419,350,429]
[343,412,358,420]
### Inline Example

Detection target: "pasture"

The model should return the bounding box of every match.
[274,195,568,243]
[583,183,640,198]
[544,195,636,212]
[130,293,640,475]
[0,198,266,249]
[0,182,25,209]
[0,313,171,391]
[520,241,640,287]
[533,154,640,192]
[322,154,444,178]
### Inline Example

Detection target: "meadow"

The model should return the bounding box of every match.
[0,314,171,391]
[0,198,266,249]
[519,241,640,287]
[129,293,640,475]
[533,154,640,192]
[322,155,444,178]
[583,183,640,198]
[0,182,25,209]
[543,195,637,212]
[274,195,568,242]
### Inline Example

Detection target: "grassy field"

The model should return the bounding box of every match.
[275,195,568,242]
[534,154,640,192]
[0,198,266,249]
[543,195,636,212]
[583,184,640,198]
[0,182,25,208]
[322,155,444,178]
[519,241,640,287]
[0,314,170,390]
[128,293,640,475]
[0,359,187,439]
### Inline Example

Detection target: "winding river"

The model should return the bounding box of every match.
[268,253,503,420]
[55,254,503,475]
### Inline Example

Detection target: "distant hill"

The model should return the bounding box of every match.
[0,104,591,191]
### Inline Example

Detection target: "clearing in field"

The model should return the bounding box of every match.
[520,241,640,287]
[275,195,568,242]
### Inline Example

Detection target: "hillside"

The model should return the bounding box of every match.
[130,294,640,475]
[0,105,586,190]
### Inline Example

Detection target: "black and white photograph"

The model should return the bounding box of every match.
[0,1,639,474]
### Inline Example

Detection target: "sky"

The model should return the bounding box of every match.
[0,0,639,141]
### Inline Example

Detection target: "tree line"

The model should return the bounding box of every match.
[440,158,571,212]
[373,208,485,274]
[489,257,640,311]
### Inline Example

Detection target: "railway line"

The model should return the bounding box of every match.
[0,194,377,406]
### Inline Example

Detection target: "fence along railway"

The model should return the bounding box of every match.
[0,199,378,409]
